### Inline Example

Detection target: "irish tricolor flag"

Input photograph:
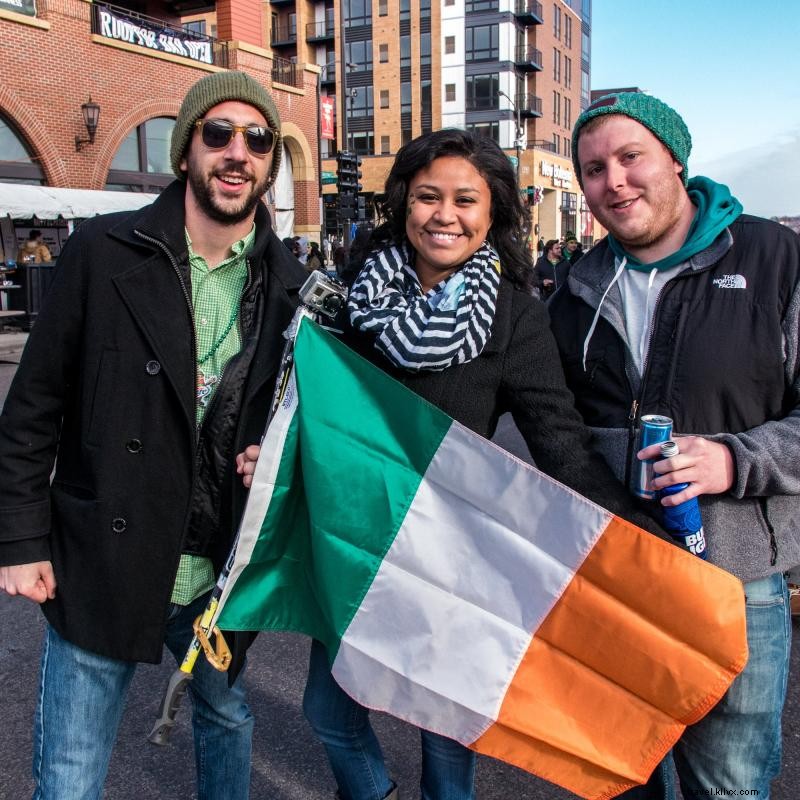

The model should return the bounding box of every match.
[214,317,747,800]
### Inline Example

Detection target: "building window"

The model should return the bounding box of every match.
[466,121,499,143]
[401,82,412,114]
[564,96,572,129]
[565,15,572,47]
[380,89,390,108]
[581,68,590,108]
[421,80,432,133]
[402,129,412,146]
[466,24,499,62]
[420,33,431,66]
[400,35,411,67]
[346,0,372,26]
[445,35,456,55]
[552,90,561,124]
[381,135,391,154]
[564,56,572,89]
[564,137,571,158]
[379,0,388,15]
[445,0,455,5]
[445,83,456,102]
[552,133,560,155]
[466,0,498,11]
[346,40,373,71]
[0,114,44,184]
[107,117,175,192]
[183,20,206,36]
[400,0,410,20]
[553,48,561,82]
[349,86,374,117]
[561,190,578,236]
[379,43,389,63]
[582,30,590,62]
[350,131,374,156]
[465,73,498,111]
[553,4,561,38]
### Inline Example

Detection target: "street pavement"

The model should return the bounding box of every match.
[1,333,798,799]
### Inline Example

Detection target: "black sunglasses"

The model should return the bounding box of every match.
[195,119,277,156]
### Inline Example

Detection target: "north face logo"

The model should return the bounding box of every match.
[712,274,747,289]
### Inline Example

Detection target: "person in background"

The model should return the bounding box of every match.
[549,91,800,800]
[305,241,324,272]
[533,238,570,299]
[296,235,310,265]
[17,229,52,264]
[0,70,306,799]
[238,127,666,800]
[563,234,584,265]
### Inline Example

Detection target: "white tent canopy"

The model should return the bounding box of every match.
[0,183,158,220]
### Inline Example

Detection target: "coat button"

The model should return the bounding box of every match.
[145,360,161,375]
[125,438,143,454]
[111,517,127,534]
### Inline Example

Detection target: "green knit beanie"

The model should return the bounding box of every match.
[170,70,283,186]
[571,92,691,187]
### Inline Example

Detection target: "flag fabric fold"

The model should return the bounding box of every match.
[213,317,748,800]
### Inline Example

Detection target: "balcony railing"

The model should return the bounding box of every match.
[532,139,557,153]
[320,63,336,84]
[516,92,543,117]
[514,45,542,71]
[271,25,297,46]
[91,3,228,67]
[272,55,302,88]
[514,0,543,25]
[306,20,335,40]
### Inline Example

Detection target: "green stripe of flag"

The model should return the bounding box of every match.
[217,319,453,657]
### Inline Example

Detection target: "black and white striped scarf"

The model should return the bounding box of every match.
[347,240,501,371]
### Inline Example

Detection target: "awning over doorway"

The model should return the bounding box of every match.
[0,183,158,220]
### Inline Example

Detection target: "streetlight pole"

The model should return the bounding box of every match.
[339,0,352,251]
[498,89,522,184]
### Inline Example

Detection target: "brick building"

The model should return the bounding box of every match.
[254,0,597,245]
[0,0,322,261]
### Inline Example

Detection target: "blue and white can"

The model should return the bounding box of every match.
[633,414,673,499]
[658,440,707,559]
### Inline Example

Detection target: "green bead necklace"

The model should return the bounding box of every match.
[197,305,240,365]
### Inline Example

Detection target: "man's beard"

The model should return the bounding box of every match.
[187,164,271,225]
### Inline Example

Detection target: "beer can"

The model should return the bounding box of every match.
[632,414,673,499]
[658,441,707,559]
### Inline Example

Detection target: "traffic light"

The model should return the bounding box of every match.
[357,195,366,221]
[337,192,357,221]
[336,150,363,194]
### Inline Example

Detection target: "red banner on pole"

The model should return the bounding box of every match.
[321,96,335,141]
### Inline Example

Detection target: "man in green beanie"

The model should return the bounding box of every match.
[0,70,306,798]
[548,92,800,798]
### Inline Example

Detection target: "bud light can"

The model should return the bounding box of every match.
[633,414,673,499]
[658,441,707,559]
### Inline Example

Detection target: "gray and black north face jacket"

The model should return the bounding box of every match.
[548,215,800,583]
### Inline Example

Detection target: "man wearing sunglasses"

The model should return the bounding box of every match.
[0,71,307,799]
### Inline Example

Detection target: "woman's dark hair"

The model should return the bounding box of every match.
[354,129,534,290]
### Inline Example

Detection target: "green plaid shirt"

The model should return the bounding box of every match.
[170,226,254,606]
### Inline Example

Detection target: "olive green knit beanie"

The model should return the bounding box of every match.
[170,70,283,186]
[571,92,691,187]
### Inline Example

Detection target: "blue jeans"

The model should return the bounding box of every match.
[303,639,476,800]
[32,593,253,800]
[620,572,791,800]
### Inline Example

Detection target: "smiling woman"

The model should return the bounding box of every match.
[294,127,670,800]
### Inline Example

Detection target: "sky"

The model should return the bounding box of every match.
[590,0,800,218]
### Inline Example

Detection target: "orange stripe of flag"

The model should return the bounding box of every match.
[473,517,748,800]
